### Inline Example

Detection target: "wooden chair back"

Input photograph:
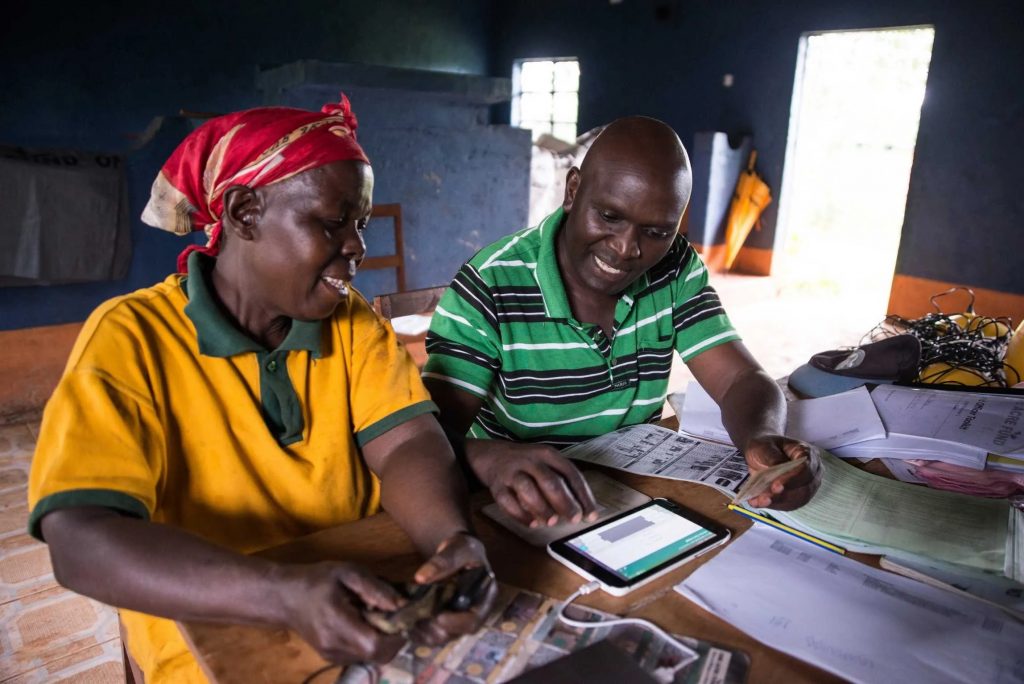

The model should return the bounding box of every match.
[372,285,447,320]
[360,203,406,292]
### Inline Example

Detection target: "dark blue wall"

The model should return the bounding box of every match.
[6,0,1022,332]
[269,79,530,298]
[2,0,492,150]
[490,0,1024,294]
[0,0,495,330]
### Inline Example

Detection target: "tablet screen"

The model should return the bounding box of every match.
[566,503,716,581]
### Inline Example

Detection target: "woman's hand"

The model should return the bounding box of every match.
[274,561,408,665]
[743,436,822,511]
[469,441,599,528]
[407,532,498,646]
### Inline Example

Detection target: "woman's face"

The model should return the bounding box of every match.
[245,160,374,321]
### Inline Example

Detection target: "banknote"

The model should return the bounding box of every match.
[732,456,808,504]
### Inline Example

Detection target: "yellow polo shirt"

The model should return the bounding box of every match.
[28,252,435,682]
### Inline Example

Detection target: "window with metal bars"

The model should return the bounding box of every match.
[511,58,580,143]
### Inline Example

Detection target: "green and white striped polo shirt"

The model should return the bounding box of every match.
[423,208,739,448]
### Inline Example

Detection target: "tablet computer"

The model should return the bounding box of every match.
[547,498,730,596]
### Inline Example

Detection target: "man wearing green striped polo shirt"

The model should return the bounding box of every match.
[424,117,819,528]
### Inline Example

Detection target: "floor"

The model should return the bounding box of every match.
[665,269,884,411]
[0,423,124,683]
[0,271,879,684]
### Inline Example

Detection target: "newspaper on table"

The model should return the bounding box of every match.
[323,584,748,684]
[562,423,748,496]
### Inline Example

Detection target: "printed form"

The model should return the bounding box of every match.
[676,526,1024,684]
[772,450,1011,574]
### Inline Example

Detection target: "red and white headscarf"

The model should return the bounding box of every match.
[142,94,370,272]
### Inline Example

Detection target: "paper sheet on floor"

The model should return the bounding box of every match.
[675,526,1024,684]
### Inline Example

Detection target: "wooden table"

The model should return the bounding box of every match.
[180,463,876,683]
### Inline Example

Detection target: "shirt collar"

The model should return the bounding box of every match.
[182,251,323,358]
[534,207,650,320]
[535,208,574,319]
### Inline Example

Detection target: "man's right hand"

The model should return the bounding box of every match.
[466,440,599,527]
[274,561,408,665]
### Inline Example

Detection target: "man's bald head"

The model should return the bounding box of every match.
[558,116,693,300]
[579,116,691,198]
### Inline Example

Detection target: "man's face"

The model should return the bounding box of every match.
[558,158,690,298]
[247,160,374,321]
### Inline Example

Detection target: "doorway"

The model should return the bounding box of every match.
[775,27,935,336]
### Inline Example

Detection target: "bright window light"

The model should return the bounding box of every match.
[512,58,580,142]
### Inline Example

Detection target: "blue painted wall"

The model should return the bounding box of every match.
[0,0,496,330]
[268,80,530,298]
[490,0,1024,295]
[7,0,1020,332]
[1,0,492,150]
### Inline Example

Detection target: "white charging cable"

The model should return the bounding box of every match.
[555,581,699,677]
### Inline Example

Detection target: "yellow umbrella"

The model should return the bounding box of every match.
[723,150,772,271]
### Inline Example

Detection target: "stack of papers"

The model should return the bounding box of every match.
[675,526,1024,684]
[675,383,886,450]
[566,423,1024,581]
[878,554,1024,618]
[763,450,1022,581]
[676,381,1024,480]
[830,385,1024,470]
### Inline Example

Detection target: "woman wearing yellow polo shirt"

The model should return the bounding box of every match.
[27,96,495,682]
